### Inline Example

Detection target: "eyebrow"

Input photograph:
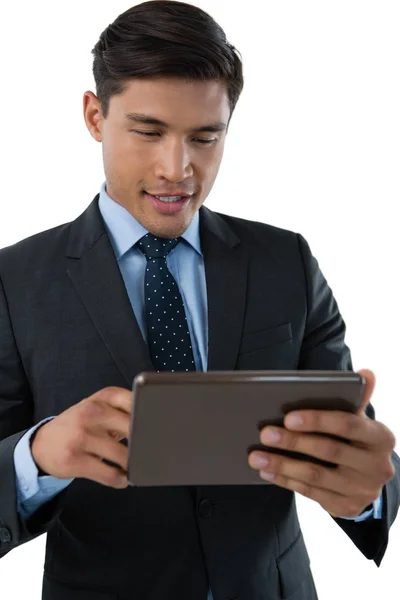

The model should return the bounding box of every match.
[124,112,227,133]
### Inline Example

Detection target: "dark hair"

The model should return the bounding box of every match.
[91,0,244,125]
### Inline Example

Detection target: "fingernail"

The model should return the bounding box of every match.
[286,414,303,427]
[260,471,275,481]
[263,429,281,443]
[251,453,269,468]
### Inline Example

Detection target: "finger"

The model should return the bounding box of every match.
[89,386,133,415]
[256,468,370,519]
[109,430,128,445]
[75,453,129,489]
[283,409,395,451]
[80,400,131,440]
[84,433,129,473]
[259,426,385,477]
[357,369,376,415]
[248,450,381,499]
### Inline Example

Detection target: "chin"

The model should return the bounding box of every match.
[150,220,188,239]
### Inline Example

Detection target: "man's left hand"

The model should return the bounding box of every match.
[248,369,396,518]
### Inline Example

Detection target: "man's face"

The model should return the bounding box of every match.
[84,77,230,238]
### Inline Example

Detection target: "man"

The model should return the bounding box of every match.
[0,2,398,599]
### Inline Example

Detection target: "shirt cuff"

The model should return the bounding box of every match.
[14,417,57,502]
[338,492,383,522]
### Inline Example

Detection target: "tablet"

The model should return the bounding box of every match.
[127,370,365,486]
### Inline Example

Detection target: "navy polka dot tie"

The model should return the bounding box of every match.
[137,233,196,373]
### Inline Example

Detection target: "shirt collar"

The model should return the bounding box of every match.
[98,181,202,260]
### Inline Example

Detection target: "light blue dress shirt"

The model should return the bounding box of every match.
[13,181,382,541]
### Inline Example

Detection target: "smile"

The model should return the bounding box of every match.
[144,192,192,215]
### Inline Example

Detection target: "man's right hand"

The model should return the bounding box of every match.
[30,387,131,489]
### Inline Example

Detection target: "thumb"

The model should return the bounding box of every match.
[356,369,376,416]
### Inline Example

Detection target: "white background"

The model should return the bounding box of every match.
[0,0,399,598]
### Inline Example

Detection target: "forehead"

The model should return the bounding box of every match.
[109,77,230,127]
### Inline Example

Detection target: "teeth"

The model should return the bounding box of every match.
[154,195,182,202]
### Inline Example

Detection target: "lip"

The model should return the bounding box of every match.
[147,192,193,198]
[144,191,192,215]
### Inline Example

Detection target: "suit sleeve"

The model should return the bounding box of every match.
[0,273,70,559]
[296,233,400,566]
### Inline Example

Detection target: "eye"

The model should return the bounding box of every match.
[133,131,159,137]
[195,138,216,145]
[132,131,216,145]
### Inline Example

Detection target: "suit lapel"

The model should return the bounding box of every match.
[65,195,154,389]
[199,206,248,371]
[64,197,248,386]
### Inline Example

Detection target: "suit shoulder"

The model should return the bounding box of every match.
[0,220,72,272]
[214,210,301,248]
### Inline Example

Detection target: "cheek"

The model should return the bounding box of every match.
[205,149,224,180]
[105,135,148,172]
[195,143,224,174]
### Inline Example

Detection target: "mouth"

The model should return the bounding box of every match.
[144,191,193,215]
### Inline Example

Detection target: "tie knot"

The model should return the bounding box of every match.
[137,233,180,259]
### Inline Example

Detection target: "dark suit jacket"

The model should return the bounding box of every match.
[0,195,399,600]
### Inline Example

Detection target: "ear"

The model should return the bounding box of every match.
[357,369,376,417]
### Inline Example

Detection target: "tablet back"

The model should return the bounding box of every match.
[127,370,365,486]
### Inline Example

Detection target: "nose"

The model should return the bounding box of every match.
[154,138,194,182]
